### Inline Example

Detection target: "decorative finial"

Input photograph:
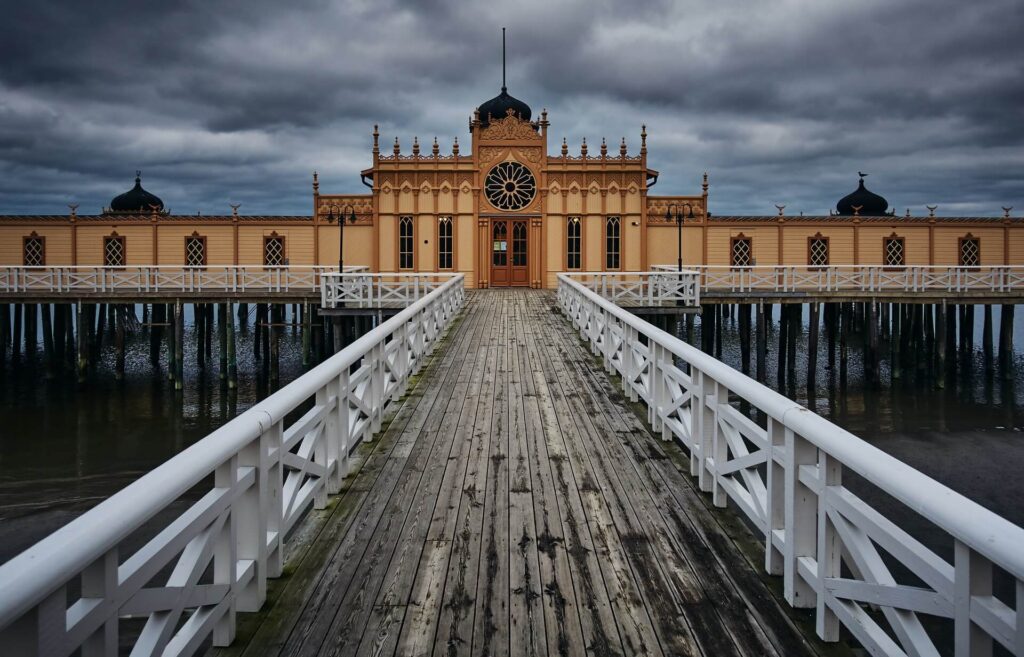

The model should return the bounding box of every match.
[501,27,507,91]
[775,204,786,217]
[372,125,379,153]
[312,171,319,193]
[927,205,937,217]
[230,203,241,217]
[393,137,400,155]
[541,108,548,123]
[135,170,142,182]
[1003,206,1013,218]
[906,208,911,218]
[858,171,869,180]
[412,136,420,156]
[702,172,709,194]
[561,137,568,156]
[432,136,439,156]
[68,203,78,218]
[452,136,459,155]
[581,137,587,156]
[620,137,627,157]
[640,125,647,153]
[851,204,863,217]
[600,138,607,157]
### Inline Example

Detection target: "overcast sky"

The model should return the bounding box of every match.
[1,0,1021,216]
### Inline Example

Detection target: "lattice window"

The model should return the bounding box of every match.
[437,216,453,270]
[731,237,752,267]
[809,236,829,268]
[264,236,285,266]
[399,216,414,270]
[23,236,44,266]
[566,216,581,270]
[605,216,621,270]
[185,236,206,267]
[959,236,980,267]
[104,236,125,267]
[884,237,905,267]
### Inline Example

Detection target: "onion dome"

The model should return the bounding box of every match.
[837,173,889,216]
[478,87,532,127]
[109,172,164,213]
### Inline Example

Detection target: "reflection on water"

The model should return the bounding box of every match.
[0,307,314,562]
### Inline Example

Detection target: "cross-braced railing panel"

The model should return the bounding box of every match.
[320,273,458,309]
[561,271,701,307]
[0,266,367,297]
[652,264,1024,296]
[559,273,1024,656]
[0,275,465,657]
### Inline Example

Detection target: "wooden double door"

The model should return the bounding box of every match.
[490,218,529,286]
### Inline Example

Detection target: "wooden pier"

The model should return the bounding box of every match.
[219,290,819,657]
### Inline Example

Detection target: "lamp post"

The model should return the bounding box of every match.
[664,203,695,272]
[325,203,358,272]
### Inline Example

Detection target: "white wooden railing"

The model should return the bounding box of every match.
[321,272,462,309]
[561,271,701,307]
[0,265,367,296]
[652,264,1024,295]
[0,274,464,656]
[558,273,1024,657]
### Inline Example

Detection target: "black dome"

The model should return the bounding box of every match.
[478,87,532,127]
[837,176,889,216]
[110,173,163,213]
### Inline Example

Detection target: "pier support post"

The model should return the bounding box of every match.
[12,304,22,360]
[53,303,66,373]
[936,303,947,387]
[115,305,126,381]
[807,302,820,387]
[150,304,163,367]
[999,304,1015,375]
[76,303,87,383]
[0,304,8,368]
[739,304,751,374]
[982,304,993,362]
[226,300,237,389]
[218,303,228,383]
[175,301,184,391]
[64,305,75,371]
[270,304,281,385]
[777,304,788,388]
[865,301,878,385]
[891,304,902,380]
[786,304,798,384]
[756,302,767,383]
[302,301,311,367]
[196,303,206,369]
[25,304,37,354]
[839,304,849,387]
[41,304,54,378]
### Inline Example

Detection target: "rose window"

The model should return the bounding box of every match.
[484,162,536,211]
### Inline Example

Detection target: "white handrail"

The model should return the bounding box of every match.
[0,265,367,295]
[0,274,464,656]
[558,272,1024,656]
[560,271,701,307]
[651,264,1024,295]
[320,272,461,309]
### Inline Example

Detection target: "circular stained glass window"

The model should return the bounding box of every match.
[484,161,536,211]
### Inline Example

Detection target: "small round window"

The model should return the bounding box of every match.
[484,161,536,211]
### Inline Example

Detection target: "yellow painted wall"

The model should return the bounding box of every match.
[646,225,702,265]
[934,227,1004,265]
[855,226,930,265]
[74,225,153,265]
[155,225,235,265]
[237,226,314,266]
[781,226,854,264]
[0,226,73,265]
[316,224,374,268]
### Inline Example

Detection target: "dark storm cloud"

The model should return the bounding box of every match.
[0,0,1021,216]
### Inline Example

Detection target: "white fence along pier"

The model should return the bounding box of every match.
[558,272,1024,657]
[0,274,465,656]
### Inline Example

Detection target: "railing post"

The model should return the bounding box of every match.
[80,548,118,657]
[266,420,284,579]
[954,540,993,657]
[783,428,817,608]
[816,451,840,641]
[336,368,352,477]
[370,339,385,434]
[214,455,239,647]
[697,371,718,493]
[318,381,342,495]
[0,586,65,656]
[765,417,785,575]
[234,435,267,613]
[709,380,729,508]
[649,340,667,433]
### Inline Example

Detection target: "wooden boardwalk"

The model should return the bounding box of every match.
[221,290,823,657]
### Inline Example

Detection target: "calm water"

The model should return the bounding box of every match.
[1,301,1022,572]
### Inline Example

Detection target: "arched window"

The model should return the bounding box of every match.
[263,234,285,266]
[731,234,752,268]
[959,234,980,267]
[104,233,126,267]
[23,233,45,266]
[605,216,620,270]
[399,216,414,270]
[808,233,829,268]
[437,216,453,270]
[566,216,581,270]
[883,234,905,268]
[185,233,207,267]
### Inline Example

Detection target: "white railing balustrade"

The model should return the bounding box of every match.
[561,271,701,307]
[652,264,1024,295]
[0,265,367,296]
[0,275,464,657]
[321,272,462,309]
[558,273,1024,657]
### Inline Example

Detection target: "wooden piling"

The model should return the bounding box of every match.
[270,304,281,384]
[808,302,820,386]
[205,304,214,362]
[865,301,878,384]
[53,303,66,372]
[226,301,238,389]
[40,304,54,377]
[999,304,1015,375]
[786,304,798,383]
[714,304,724,358]
[12,304,22,359]
[115,305,126,381]
[982,304,993,361]
[777,304,787,387]
[218,303,228,382]
[302,301,311,367]
[0,304,8,367]
[64,305,75,371]
[76,303,87,383]
[196,303,206,369]
[936,303,947,387]
[94,303,106,353]
[260,304,270,367]
[738,304,751,374]
[891,303,901,380]
[965,304,975,351]
[24,304,36,353]
[755,302,766,383]
[174,301,184,391]
[839,303,849,386]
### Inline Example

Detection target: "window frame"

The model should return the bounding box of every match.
[604,215,621,271]
[23,234,46,266]
[184,234,208,268]
[437,216,453,271]
[398,215,415,270]
[807,234,830,269]
[263,234,286,267]
[730,234,753,269]
[566,216,582,271]
[958,235,981,268]
[882,234,905,270]
[104,234,126,267]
